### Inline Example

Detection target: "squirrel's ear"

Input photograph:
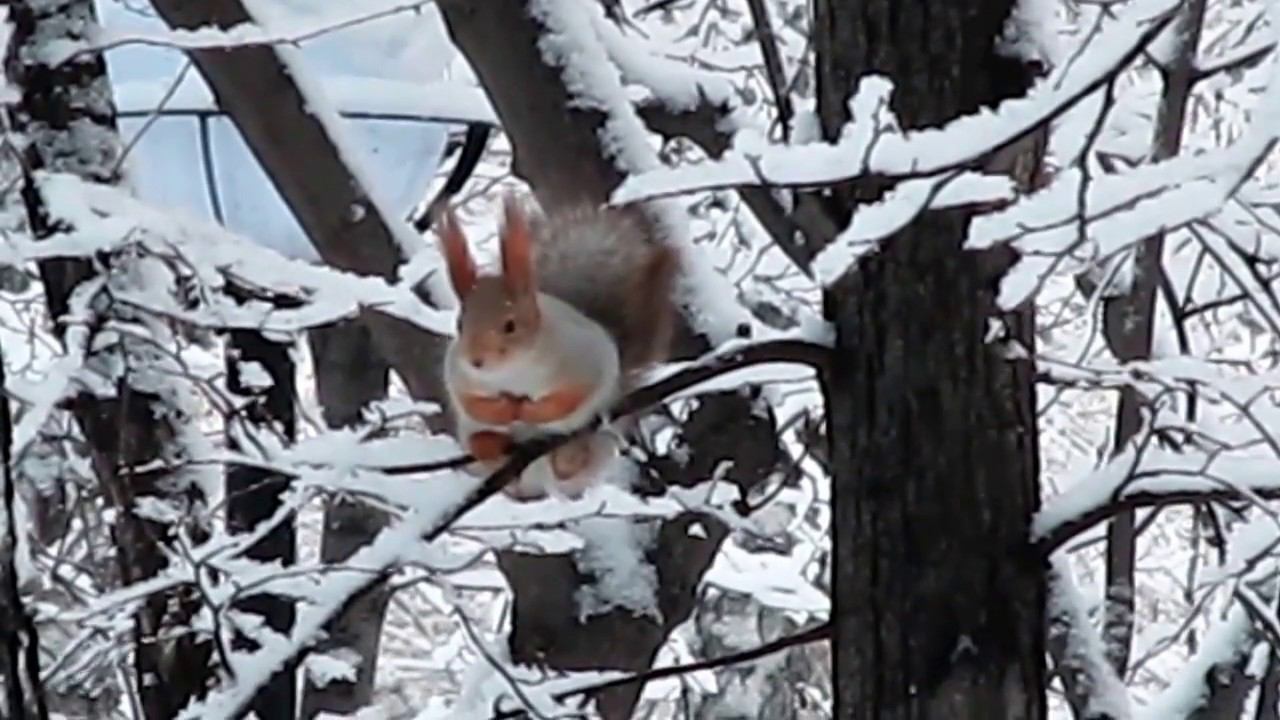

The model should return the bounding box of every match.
[500,195,536,298]
[437,206,476,298]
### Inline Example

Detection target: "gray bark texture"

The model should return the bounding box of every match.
[815,0,1047,717]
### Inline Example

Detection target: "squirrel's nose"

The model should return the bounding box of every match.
[470,356,485,369]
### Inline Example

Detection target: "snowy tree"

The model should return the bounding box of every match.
[7,0,1280,718]
[815,0,1047,715]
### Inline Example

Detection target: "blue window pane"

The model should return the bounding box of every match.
[117,116,219,223]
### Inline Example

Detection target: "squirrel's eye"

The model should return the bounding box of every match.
[503,319,517,334]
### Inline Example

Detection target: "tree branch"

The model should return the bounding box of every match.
[148,0,450,402]
[1037,484,1280,556]
[493,621,832,718]
[1192,39,1274,85]
[413,123,494,233]
[616,7,1177,203]
[375,338,830,475]
[1046,560,1131,720]
[744,0,793,141]
[636,96,836,273]
[180,337,829,719]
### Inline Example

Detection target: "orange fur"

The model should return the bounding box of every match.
[438,206,476,299]
[467,430,512,462]
[517,383,592,424]
[500,195,537,299]
[459,391,523,425]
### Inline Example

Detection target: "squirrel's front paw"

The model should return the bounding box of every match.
[461,393,523,425]
[501,477,547,502]
[519,384,592,424]
[467,430,512,462]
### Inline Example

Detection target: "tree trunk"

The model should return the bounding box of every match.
[0,336,48,720]
[5,1,213,716]
[817,0,1046,717]
[300,320,393,719]
[693,589,830,719]
[226,326,298,720]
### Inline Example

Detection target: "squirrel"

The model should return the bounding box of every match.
[436,194,679,501]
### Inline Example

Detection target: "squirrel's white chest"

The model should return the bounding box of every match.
[447,294,621,402]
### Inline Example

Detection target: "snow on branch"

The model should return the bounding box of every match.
[1139,596,1258,718]
[611,0,1177,203]
[1034,355,1280,552]
[811,167,1019,285]
[489,620,831,719]
[1047,557,1133,719]
[1036,446,1280,554]
[241,0,433,269]
[168,337,828,718]
[1135,513,1279,719]
[591,12,743,122]
[8,173,453,336]
[530,0,771,345]
[972,46,1280,309]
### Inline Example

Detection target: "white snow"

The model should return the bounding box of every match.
[612,0,1178,201]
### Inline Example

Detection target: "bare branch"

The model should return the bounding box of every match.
[744,0,793,141]
[1038,483,1280,556]
[1193,38,1274,85]
[493,621,832,718]
[376,338,831,475]
[412,123,494,233]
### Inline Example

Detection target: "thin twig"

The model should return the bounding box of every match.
[745,0,793,141]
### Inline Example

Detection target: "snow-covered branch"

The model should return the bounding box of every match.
[611,0,1177,203]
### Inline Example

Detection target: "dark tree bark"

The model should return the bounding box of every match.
[225,325,298,720]
[300,320,393,719]
[816,0,1046,717]
[1256,648,1280,720]
[4,1,212,716]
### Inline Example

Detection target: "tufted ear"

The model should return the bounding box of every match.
[436,205,476,298]
[500,194,537,299]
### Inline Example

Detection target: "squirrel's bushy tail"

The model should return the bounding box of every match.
[623,240,678,371]
[529,202,680,378]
